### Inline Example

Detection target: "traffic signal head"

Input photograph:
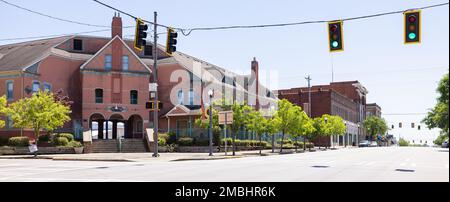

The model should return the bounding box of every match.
[328,21,344,52]
[411,123,415,128]
[134,18,148,51]
[166,27,178,55]
[399,122,403,128]
[146,101,163,111]
[404,10,421,44]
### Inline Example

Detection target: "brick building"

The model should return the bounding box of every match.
[0,15,277,147]
[277,81,371,147]
[366,103,382,118]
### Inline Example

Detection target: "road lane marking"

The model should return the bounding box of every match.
[365,161,376,166]
[411,163,417,168]
[400,163,407,166]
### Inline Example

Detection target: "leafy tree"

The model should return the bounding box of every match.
[247,109,266,155]
[0,96,7,128]
[363,116,388,141]
[273,99,298,153]
[6,91,71,147]
[313,115,346,148]
[423,73,449,137]
[230,102,253,156]
[288,106,314,152]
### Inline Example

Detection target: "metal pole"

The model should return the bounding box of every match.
[152,11,159,158]
[305,75,312,151]
[209,95,213,156]
[224,114,228,156]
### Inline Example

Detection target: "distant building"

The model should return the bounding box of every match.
[366,103,382,118]
[278,81,370,147]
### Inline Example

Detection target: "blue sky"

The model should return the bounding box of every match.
[1,0,449,141]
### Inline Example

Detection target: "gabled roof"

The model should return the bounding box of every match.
[0,36,71,72]
[80,35,151,73]
[165,105,201,117]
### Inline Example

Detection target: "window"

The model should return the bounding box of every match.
[130,90,138,105]
[189,89,194,105]
[73,39,83,51]
[122,55,129,71]
[144,45,153,56]
[43,83,52,92]
[6,81,13,100]
[104,55,112,70]
[95,89,103,104]
[178,90,184,105]
[32,81,40,93]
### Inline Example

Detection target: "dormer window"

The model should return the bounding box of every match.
[73,39,83,51]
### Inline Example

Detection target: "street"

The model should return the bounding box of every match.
[0,147,448,182]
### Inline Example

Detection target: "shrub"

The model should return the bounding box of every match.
[281,143,294,149]
[167,132,177,145]
[54,133,74,142]
[294,142,315,149]
[0,136,9,146]
[177,137,194,146]
[158,137,167,146]
[159,133,170,142]
[8,137,30,147]
[398,138,410,147]
[193,139,210,146]
[67,141,83,148]
[38,134,51,142]
[53,137,69,146]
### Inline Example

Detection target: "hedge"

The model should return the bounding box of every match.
[53,137,69,146]
[67,141,83,148]
[293,142,315,149]
[8,137,30,147]
[0,136,9,146]
[221,138,269,148]
[38,134,51,142]
[177,137,194,146]
[54,133,74,142]
[158,137,167,146]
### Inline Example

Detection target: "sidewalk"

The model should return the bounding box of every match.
[0,147,353,162]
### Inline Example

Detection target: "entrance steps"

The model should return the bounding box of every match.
[91,139,149,153]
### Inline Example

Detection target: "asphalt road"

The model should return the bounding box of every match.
[0,147,448,182]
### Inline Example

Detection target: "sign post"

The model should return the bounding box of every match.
[219,111,233,156]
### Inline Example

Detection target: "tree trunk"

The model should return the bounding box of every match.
[259,133,262,155]
[295,137,298,153]
[303,136,307,151]
[271,134,275,153]
[232,131,236,156]
[280,131,285,153]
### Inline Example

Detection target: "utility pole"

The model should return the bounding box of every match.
[152,11,159,158]
[305,75,312,151]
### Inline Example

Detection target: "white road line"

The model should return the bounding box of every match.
[365,161,376,166]
[411,163,417,168]
[356,161,367,166]
[400,163,407,167]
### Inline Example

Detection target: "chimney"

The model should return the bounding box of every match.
[251,57,260,110]
[112,12,122,38]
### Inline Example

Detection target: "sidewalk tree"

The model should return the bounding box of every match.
[230,102,253,156]
[423,73,449,138]
[247,109,266,155]
[6,91,71,146]
[0,96,7,128]
[316,115,346,148]
[363,116,388,141]
[274,99,298,153]
[264,117,278,153]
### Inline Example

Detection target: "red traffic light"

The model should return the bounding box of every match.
[330,25,338,33]
[408,15,417,23]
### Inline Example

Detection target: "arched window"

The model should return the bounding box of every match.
[95,89,103,104]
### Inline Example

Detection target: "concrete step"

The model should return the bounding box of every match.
[91,139,149,153]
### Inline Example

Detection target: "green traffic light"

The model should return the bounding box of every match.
[408,33,417,40]
[332,41,339,48]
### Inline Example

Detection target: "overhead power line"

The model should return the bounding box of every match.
[92,0,448,36]
[0,0,110,28]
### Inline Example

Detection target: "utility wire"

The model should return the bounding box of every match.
[0,0,110,28]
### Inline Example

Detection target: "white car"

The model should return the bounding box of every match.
[370,141,378,147]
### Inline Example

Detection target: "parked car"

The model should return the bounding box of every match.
[442,141,449,148]
[359,140,370,147]
[370,141,379,147]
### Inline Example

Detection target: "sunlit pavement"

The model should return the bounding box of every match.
[0,147,448,182]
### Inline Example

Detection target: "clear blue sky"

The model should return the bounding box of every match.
[1,0,449,141]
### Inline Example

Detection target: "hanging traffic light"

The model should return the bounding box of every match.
[146,101,163,111]
[411,123,415,128]
[134,18,148,51]
[328,21,344,52]
[399,122,403,128]
[418,125,421,130]
[404,10,421,44]
[166,27,178,55]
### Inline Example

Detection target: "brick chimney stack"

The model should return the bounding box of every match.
[251,57,260,110]
[112,12,122,38]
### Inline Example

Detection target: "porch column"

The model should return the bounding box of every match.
[98,121,104,139]
[112,121,117,139]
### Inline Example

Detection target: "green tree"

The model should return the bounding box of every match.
[274,99,298,153]
[6,91,71,148]
[0,96,7,128]
[229,102,253,156]
[247,109,267,155]
[288,106,315,152]
[316,115,346,148]
[363,116,388,141]
[423,73,449,138]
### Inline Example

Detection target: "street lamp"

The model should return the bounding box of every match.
[208,89,214,156]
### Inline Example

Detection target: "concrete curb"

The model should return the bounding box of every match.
[51,157,135,162]
[171,156,244,162]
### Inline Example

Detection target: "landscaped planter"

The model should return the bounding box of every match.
[175,146,220,153]
[0,146,76,155]
[74,147,84,154]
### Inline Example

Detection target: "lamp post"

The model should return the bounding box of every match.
[208,89,214,156]
[324,117,330,148]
